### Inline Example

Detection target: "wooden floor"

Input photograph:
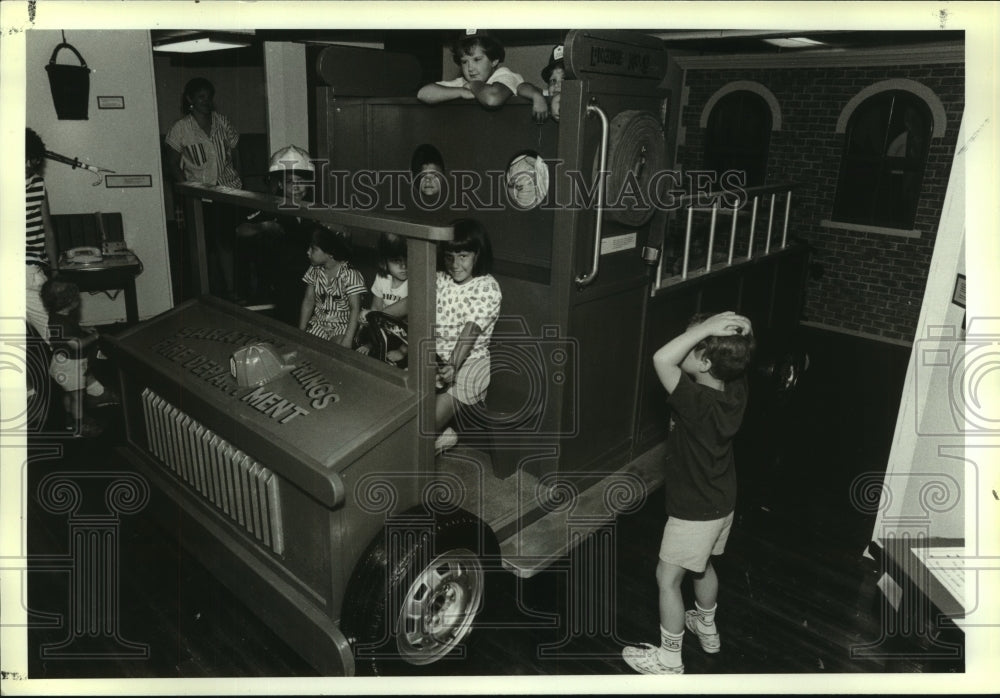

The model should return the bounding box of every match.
[22,326,965,679]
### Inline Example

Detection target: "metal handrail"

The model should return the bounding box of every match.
[671,181,799,209]
[656,181,799,291]
[575,104,610,288]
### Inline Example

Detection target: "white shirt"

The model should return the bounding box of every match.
[436,66,524,95]
[165,112,242,188]
[435,272,502,362]
[371,274,408,307]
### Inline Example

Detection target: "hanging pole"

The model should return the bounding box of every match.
[45,150,115,186]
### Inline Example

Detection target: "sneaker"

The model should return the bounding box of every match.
[621,643,684,675]
[684,610,721,653]
[434,427,458,455]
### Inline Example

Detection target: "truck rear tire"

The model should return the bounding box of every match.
[342,510,499,675]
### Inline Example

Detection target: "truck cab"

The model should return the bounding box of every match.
[108,29,809,675]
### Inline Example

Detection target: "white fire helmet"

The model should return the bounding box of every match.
[230,342,297,387]
[268,145,314,174]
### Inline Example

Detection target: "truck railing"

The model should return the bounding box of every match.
[653,181,799,292]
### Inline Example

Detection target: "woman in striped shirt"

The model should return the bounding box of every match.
[165,77,243,299]
[25,128,59,342]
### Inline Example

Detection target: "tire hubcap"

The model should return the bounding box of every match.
[396,548,484,665]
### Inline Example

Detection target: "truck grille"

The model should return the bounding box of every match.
[140,388,285,555]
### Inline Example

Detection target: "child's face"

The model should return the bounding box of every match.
[387,257,408,282]
[547,67,565,95]
[57,297,81,316]
[418,163,444,198]
[307,244,331,266]
[285,174,310,204]
[459,46,499,83]
[26,157,44,178]
[444,250,477,285]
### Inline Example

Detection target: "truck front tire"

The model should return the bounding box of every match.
[342,510,499,675]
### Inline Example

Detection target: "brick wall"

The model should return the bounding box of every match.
[677,61,963,343]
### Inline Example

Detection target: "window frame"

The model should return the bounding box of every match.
[703,89,773,188]
[831,90,933,231]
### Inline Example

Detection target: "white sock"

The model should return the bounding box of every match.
[658,626,683,667]
[695,601,718,631]
[85,380,105,397]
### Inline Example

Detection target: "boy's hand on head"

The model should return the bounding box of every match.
[700,311,752,337]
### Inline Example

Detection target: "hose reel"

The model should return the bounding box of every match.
[591,109,667,228]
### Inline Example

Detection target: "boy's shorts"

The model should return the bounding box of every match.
[658,512,734,573]
[49,352,88,392]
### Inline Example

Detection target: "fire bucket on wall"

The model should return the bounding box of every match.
[45,41,91,120]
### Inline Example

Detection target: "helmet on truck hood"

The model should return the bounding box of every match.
[230,342,297,388]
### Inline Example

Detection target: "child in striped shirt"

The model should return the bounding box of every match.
[25,128,59,342]
[299,225,365,348]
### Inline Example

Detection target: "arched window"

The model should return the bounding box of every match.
[704,91,772,187]
[832,91,932,230]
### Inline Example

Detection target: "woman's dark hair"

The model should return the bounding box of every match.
[376,233,408,275]
[26,128,46,164]
[181,77,215,113]
[439,218,493,276]
[687,312,756,382]
[308,224,352,262]
[450,33,505,64]
[410,143,445,175]
[40,278,80,314]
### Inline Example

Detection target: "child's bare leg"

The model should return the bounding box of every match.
[687,559,721,651]
[691,560,719,610]
[653,559,687,669]
[63,389,84,421]
[435,392,456,432]
[656,559,686,634]
[433,393,460,453]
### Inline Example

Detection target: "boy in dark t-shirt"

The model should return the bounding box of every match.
[623,311,754,674]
